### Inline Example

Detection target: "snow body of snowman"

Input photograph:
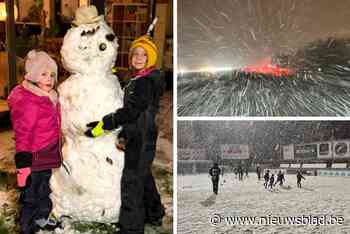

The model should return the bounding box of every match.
[50,6,124,223]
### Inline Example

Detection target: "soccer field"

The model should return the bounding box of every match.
[178,173,350,234]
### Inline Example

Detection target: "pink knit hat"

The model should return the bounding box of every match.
[24,50,58,82]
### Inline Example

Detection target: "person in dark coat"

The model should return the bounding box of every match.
[209,163,221,195]
[237,165,243,181]
[297,171,305,188]
[85,35,164,234]
[256,166,261,180]
[234,167,238,179]
[276,170,285,186]
[263,170,270,189]
[268,174,275,190]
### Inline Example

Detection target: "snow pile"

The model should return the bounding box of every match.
[50,18,124,222]
[178,173,350,234]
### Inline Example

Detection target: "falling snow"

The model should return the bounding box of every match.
[178,0,350,116]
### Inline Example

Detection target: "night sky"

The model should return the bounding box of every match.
[178,0,350,71]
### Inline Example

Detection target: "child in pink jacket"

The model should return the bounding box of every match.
[7,50,62,234]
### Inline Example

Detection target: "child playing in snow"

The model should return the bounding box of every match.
[8,50,62,234]
[275,170,285,186]
[256,166,261,180]
[85,34,164,234]
[297,171,306,188]
[268,174,275,190]
[263,170,270,189]
[209,162,221,195]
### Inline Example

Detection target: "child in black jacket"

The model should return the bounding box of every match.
[297,171,306,188]
[85,35,164,234]
[209,163,221,194]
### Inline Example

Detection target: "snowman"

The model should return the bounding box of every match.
[49,6,124,223]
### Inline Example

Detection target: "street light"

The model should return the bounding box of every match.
[0,2,18,21]
[2,0,17,92]
[79,0,89,7]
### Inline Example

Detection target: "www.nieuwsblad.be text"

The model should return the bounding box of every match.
[209,214,344,226]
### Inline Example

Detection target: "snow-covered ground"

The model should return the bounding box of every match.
[178,173,350,234]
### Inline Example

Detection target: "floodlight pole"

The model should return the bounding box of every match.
[5,0,16,93]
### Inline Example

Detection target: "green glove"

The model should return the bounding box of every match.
[85,121,106,137]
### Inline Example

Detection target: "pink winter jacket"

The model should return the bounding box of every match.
[8,81,62,172]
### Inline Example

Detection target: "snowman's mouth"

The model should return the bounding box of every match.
[81,26,100,37]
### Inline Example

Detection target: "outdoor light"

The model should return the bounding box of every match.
[79,0,89,7]
[178,66,234,74]
[0,2,18,21]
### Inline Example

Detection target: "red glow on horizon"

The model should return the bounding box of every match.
[242,58,294,77]
[242,64,294,76]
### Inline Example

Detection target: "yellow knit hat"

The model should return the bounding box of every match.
[130,35,158,68]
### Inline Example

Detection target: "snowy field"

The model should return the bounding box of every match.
[178,173,350,234]
[177,72,350,117]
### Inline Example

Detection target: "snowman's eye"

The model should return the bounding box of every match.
[81,30,86,36]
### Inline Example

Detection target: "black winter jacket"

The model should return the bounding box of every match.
[209,166,221,180]
[106,69,162,147]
